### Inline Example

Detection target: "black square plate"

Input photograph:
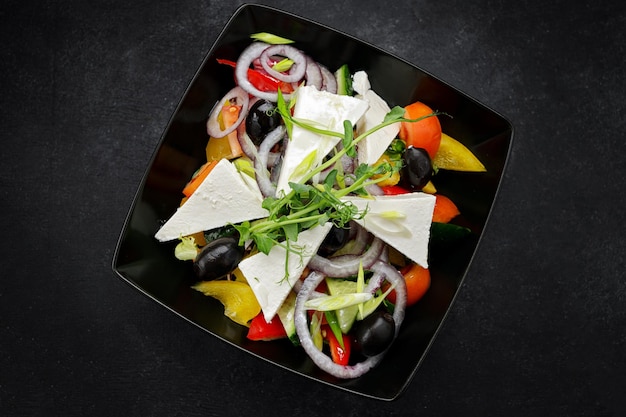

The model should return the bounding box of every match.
[112,3,513,400]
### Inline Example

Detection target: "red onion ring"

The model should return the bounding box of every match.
[255,125,285,197]
[320,64,337,93]
[237,129,259,161]
[206,86,249,138]
[304,57,323,89]
[308,237,384,277]
[236,42,294,102]
[260,45,307,83]
[332,223,370,256]
[293,262,406,379]
[364,183,384,196]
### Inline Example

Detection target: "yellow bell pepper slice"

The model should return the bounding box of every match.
[192,280,261,327]
[433,133,486,172]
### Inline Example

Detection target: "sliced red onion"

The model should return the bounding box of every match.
[237,129,259,161]
[304,57,323,89]
[332,224,369,256]
[320,64,337,93]
[267,152,280,168]
[260,45,307,83]
[341,154,355,174]
[308,237,384,277]
[206,86,249,138]
[236,42,294,102]
[269,154,282,183]
[294,262,406,379]
[255,126,285,197]
[365,183,384,196]
[369,261,406,337]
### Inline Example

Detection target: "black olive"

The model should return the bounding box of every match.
[353,311,396,357]
[318,225,351,257]
[245,99,282,145]
[402,146,433,191]
[193,237,244,281]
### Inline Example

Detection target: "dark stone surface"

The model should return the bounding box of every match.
[1,1,624,415]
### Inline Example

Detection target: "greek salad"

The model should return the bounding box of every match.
[154,32,486,379]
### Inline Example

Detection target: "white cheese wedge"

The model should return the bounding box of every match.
[353,71,400,165]
[341,193,436,268]
[275,86,368,195]
[239,223,333,322]
[352,71,371,95]
[154,159,269,242]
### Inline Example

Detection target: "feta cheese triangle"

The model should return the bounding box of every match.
[355,89,400,165]
[275,86,368,195]
[341,193,436,268]
[353,71,400,166]
[154,159,269,242]
[238,223,333,322]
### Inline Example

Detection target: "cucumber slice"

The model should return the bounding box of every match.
[430,222,472,245]
[276,291,299,345]
[326,278,359,333]
[334,64,353,96]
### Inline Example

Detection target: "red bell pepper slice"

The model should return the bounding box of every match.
[217,59,294,94]
[247,313,287,341]
[322,325,351,366]
[380,185,410,195]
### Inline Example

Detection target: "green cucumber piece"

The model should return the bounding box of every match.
[277,291,300,345]
[334,64,353,96]
[430,222,472,245]
[326,278,359,333]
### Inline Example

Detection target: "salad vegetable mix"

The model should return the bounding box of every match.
[154,33,486,379]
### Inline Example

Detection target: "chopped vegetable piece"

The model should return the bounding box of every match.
[182,160,219,197]
[398,101,442,159]
[217,59,294,94]
[250,32,295,44]
[304,293,372,311]
[324,310,345,349]
[323,324,352,366]
[422,180,437,194]
[386,263,430,306]
[371,154,400,187]
[174,236,199,261]
[205,135,236,162]
[325,278,359,333]
[430,222,472,245]
[192,280,261,327]
[310,311,324,351]
[277,291,300,345]
[433,133,486,172]
[357,282,396,320]
[334,64,353,96]
[380,185,410,196]
[247,313,288,341]
[221,104,244,159]
[432,194,461,223]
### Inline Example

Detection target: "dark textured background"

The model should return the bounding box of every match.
[2,1,625,415]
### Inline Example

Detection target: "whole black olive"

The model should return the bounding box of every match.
[245,99,282,145]
[353,311,396,357]
[193,237,244,281]
[402,146,433,191]
[318,225,351,257]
